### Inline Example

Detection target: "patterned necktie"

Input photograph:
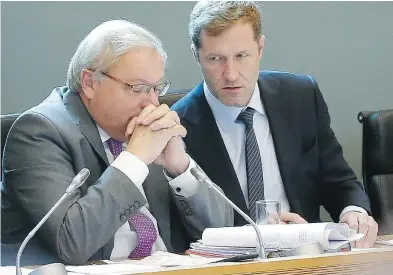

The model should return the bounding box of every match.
[128,213,158,258]
[237,107,265,221]
[106,138,123,158]
[106,138,158,258]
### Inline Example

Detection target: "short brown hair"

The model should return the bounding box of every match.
[189,1,262,52]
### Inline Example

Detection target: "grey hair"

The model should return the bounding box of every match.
[189,1,261,53]
[66,19,168,93]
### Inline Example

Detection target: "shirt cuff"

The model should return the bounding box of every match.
[111,151,149,197]
[339,205,368,220]
[164,155,201,198]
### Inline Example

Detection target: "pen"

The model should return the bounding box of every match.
[213,253,259,263]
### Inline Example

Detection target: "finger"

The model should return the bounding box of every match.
[163,125,187,138]
[280,212,307,224]
[125,117,138,141]
[151,117,178,131]
[340,212,359,232]
[140,104,170,125]
[150,111,179,131]
[171,111,181,125]
[364,216,378,248]
[356,213,369,248]
[136,104,157,124]
[267,213,280,224]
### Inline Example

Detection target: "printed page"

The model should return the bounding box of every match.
[202,223,363,250]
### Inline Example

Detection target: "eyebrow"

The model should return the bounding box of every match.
[206,50,250,57]
[126,77,165,85]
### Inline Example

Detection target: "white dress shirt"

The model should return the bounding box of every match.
[96,126,201,260]
[203,82,366,220]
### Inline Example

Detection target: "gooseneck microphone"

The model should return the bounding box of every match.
[190,166,266,259]
[16,168,90,275]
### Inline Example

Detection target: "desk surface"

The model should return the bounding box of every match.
[23,235,393,275]
[135,236,393,275]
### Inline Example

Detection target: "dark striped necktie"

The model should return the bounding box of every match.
[237,107,265,221]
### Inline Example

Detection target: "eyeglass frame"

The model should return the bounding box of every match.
[94,70,171,96]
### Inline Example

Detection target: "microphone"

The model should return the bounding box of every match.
[16,168,91,275]
[190,166,266,259]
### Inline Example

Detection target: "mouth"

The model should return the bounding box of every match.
[222,86,243,93]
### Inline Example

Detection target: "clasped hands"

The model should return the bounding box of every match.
[125,104,189,177]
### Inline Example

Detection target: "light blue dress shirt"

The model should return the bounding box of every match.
[203,82,291,213]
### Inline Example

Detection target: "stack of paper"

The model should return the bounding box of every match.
[188,223,363,257]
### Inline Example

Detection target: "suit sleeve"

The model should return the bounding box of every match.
[167,156,234,240]
[3,112,147,264]
[309,76,371,221]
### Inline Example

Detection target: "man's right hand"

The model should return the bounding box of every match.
[280,212,308,224]
[125,116,187,165]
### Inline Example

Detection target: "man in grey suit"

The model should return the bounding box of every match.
[2,20,233,265]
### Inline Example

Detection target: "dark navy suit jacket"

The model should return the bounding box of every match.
[172,71,371,225]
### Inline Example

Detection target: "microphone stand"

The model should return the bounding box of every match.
[16,194,69,275]
[16,168,90,275]
[190,167,266,259]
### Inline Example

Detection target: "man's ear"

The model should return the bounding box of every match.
[80,69,96,99]
[191,43,199,62]
[258,35,265,59]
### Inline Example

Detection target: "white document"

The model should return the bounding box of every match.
[201,222,363,250]
[375,238,393,246]
[0,266,33,275]
[112,251,225,267]
[65,263,159,275]
[66,252,223,275]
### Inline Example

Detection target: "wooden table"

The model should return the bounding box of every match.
[132,236,393,275]
[24,236,393,274]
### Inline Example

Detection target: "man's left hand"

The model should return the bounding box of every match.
[339,211,378,248]
[128,104,189,176]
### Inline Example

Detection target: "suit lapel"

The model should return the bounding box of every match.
[258,73,300,212]
[181,84,249,225]
[63,89,109,166]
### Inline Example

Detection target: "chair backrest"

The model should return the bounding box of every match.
[159,90,188,107]
[358,109,393,234]
[1,114,20,170]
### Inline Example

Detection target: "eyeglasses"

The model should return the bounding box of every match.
[99,71,171,96]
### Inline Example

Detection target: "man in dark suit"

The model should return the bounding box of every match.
[2,20,232,265]
[172,1,378,248]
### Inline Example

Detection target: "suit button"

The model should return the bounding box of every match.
[120,214,127,222]
[175,187,181,193]
[125,209,130,217]
[129,206,134,212]
[134,201,140,208]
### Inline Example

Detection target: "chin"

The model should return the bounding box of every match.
[219,95,249,107]
[217,89,250,107]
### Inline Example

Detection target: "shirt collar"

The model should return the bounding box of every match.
[203,81,265,131]
[96,125,111,144]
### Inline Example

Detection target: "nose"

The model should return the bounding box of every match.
[141,87,160,107]
[223,59,239,83]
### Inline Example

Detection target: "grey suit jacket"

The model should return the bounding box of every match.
[2,87,233,265]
